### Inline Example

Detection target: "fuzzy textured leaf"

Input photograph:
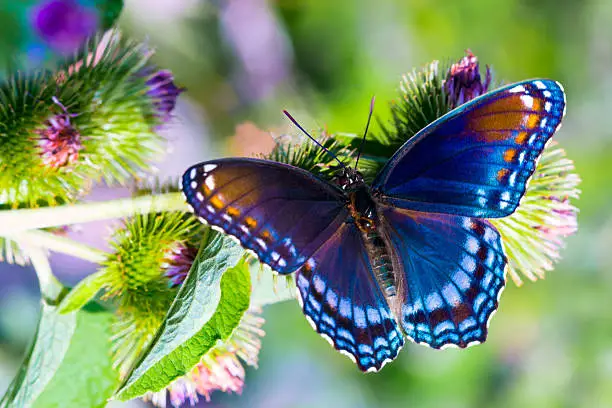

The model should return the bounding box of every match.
[114,231,249,401]
[1,303,119,408]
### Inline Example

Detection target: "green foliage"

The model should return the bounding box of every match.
[0,303,119,408]
[115,231,249,400]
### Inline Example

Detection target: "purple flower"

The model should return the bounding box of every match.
[30,0,99,55]
[36,110,82,168]
[163,243,198,287]
[444,50,491,108]
[145,70,185,126]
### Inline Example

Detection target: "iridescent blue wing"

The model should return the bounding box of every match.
[182,158,348,273]
[380,206,506,348]
[297,223,404,372]
[373,79,566,218]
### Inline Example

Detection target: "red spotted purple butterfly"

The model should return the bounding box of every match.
[182,79,566,372]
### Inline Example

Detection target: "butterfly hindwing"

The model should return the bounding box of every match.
[182,158,348,273]
[380,206,506,348]
[296,223,404,372]
[373,79,566,218]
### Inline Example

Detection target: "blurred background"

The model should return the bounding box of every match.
[2,0,612,407]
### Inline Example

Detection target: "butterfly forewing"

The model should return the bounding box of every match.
[380,207,506,348]
[182,158,348,273]
[373,79,566,218]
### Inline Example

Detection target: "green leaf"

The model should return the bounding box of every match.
[114,231,250,401]
[58,270,107,314]
[1,303,119,408]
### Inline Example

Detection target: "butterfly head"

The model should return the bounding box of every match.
[333,167,365,191]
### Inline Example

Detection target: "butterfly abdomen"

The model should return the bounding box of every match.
[364,231,397,298]
[347,187,398,298]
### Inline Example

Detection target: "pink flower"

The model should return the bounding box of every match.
[36,103,82,168]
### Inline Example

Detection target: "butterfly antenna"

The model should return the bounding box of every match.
[283,110,346,169]
[354,96,375,169]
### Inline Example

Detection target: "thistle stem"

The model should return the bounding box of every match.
[0,192,187,234]
[21,246,64,302]
[9,230,108,264]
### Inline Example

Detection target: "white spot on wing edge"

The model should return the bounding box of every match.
[190,168,197,179]
[203,164,217,172]
[509,84,525,93]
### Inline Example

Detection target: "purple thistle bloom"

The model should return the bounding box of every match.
[145,70,185,126]
[444,50,492,108]
[30,0,99,55]
[163,243,198,287]
[37,111,82,168]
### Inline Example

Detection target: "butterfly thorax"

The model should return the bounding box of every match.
[334,168,397,298]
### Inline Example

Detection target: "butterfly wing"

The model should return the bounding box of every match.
[373,79,566,218]
[380,206,506,348]
[182,158,348,273]
[297,222,404,372]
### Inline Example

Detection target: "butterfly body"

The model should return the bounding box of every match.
[182,79,566,372]
[335,168,399,298]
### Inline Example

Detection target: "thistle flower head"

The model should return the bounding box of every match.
[0,32,171,209]
[99,211,202,374]
[491,144,580,285]
[444,50,491,108]
[265,130,354,179]
[36,102,82,168]
[164,242,199,287]
[145,307,265,407]
[30,0,99,55]
[145,69,184,126]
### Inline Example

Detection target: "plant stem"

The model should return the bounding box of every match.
[21,246,64,302]
[9,230,108,264]
[0,192,186,234]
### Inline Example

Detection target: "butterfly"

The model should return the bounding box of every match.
[182,79,566,372]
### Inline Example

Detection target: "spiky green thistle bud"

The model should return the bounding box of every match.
[99,210,202,374]
[0,31,180,210]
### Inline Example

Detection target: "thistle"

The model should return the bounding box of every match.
[145,69,185,127]
[265,129,354,179]
[100,211,202,375]
[444,49,492,108]
[0,32,175,209]
[36,98,82,168]
[491,144,580,285]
